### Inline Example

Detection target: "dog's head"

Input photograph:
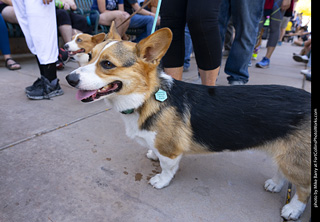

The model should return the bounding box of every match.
[64,33,106,56]
[66,22,172,111]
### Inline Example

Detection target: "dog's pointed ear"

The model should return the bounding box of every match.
[107,21,122,40]
[92,33,106,44]
[136,28,172,63]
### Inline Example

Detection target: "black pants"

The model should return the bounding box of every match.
[56,9,92,34]
[160,0,222,70]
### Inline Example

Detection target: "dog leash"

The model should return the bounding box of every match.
[281,182,293,222]
[116,0,153,29]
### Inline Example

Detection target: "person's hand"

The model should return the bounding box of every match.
[42,0,53,4]
[64,0,77,10]
[64,2,71,10]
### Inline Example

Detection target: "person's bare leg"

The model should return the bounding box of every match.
[164,67,183,80]
[59,24,73,43]
[2,6,18,24]
[199,66,220,86]
[4,54,21,69]
[279,28,286,43]
[265,46,276,59]
[99,11,130,38]
[117,12,130,38]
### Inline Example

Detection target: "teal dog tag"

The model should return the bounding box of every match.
[155,89,167,102]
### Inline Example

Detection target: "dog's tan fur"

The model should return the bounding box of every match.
[72,33,106,53]
[65,33,106,66]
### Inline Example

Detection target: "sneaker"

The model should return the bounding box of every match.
[59,48,69,63]
[56,60,65,70]
[26,76,64,100]
[56,48,70,70]
[229,80,246,85]
[222,50,230,57]
[252,53,258,60]
[293,53,309,63]
[301,69,311,81]
[256,57,270,68]
[25,78,43,93]
[252,46,260,60]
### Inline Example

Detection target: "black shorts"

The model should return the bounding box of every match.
[160,0,222,70]
[0,3,8,13]
[56,9,92,34]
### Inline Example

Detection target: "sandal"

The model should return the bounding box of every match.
[5,58,21,70]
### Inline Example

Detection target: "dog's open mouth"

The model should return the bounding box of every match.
[76,81,122,102]
[68,48,85,56]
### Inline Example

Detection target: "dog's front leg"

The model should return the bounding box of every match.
[149,153,182,189]
[146,150,159,161]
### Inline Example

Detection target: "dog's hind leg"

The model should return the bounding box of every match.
[273,127,311,220]
[281,185,310,220]
[149,153,182,189]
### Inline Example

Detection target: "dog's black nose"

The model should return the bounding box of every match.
[66,73,80,87]
[64,44,69,50]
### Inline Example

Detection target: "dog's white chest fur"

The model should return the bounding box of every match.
[121,112,156,149]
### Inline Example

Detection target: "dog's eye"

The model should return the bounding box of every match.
[76,38,82,42]
[100,60,116,69]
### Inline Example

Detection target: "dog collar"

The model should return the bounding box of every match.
[120,88,167,115]
[120,108,135,115]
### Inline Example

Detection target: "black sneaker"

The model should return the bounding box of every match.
[56,48,70,70]
[26,76,64,100]
[59,48,69,63]
[56,60,65,70]
[25,78,43,93]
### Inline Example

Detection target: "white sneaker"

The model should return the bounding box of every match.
[293,54,309,63]
[300,69,311,75]
[301,69,311,81]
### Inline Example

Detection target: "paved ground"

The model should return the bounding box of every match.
[0,41,311,222]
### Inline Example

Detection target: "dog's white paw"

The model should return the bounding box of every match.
[146,150,159,161]
[149,173,171,189]
[281,201,305,221]
[264,179,283,193]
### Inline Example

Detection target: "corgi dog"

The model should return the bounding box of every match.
[64,33,106,66]
[66,22,311,221]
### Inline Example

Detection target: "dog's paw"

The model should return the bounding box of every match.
[146,150,159,161]
[149,174,171,189]
[281,201,305,221]
[264,179,283,193]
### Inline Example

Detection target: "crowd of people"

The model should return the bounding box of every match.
[0,0,311,100]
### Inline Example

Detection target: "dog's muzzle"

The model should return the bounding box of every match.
[64,44,70,50]
[66,73,80,87]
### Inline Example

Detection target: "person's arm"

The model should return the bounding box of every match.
[97,0,108,13]
[1,0,13,6]
[285,31,311,37]
[118,4,124,11]
[131,2,155,16]
[149,0,158,14]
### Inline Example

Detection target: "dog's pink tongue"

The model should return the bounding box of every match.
[76,90,96,101]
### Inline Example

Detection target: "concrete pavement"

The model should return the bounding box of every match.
[0,41,311,222]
